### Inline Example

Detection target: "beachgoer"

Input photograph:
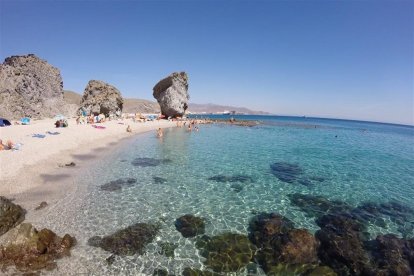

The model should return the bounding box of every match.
[187,125,192,132]
[0,139,5,151]
[6,140,14,150]
[157,128,163,138]
[126,125,132,132]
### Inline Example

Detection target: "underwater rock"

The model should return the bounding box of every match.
[175,214,205,238]
[34,201,48,211]
[158,242,178,258]
[196,233,256,273]
[131,157,172,167]
[288,193,354,219]
[248,212,295,247]
[365,234,414,275]
[0,223,76,273]
[258,228,319,271]
[315,214,374,275]
[153,268,169,276]
[0,196,26,237]
[230,183,243,193]
[100,178,137,191]
[207,175,253,183]
[153,176,168,184]
[265,264,337,276]
[270,162,303,183]
[88,222,160,255]
[105,254,116,265]
[182,267,220,276]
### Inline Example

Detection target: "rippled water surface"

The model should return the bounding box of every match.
[31,116,414,275]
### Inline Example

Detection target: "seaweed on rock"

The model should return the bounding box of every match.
[131,157,172,167]
[175,214,205,238]
[270,162,304,183]
[88,222,160,255]
[195,233,256,273]
[100,178,137,191]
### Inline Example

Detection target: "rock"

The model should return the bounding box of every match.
[366,234,414,275]
[153,72,189,118]
[158,242,178,258]
[131,157,172,167]
[0,54,66,119]
[207,175,253,183]
[153,268,169,276]
[0,196,26,236]
[153,176,168,184]
[88,222,160,256]
[79,80,123,116]
[175,214,205,238]
[315,214,374,275]
[100,178,137,192]
[195,233,256,273]
[270,162,304,183]
[34,201,48,211]
[106,254,116,265]
[182,267,220,276]
[248,212,294,247]
[0,223,76,273]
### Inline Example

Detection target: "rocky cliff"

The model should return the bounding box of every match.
[153,72,189,118]
[79,80,123,116]
[0,54,66,119]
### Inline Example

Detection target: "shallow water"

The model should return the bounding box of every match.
[28,116,414,275]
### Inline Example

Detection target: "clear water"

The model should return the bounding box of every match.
[30,116,414,275]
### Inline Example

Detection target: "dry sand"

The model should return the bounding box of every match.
[0,118,175,205]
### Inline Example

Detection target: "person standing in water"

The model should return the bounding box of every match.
[157,128,163,138]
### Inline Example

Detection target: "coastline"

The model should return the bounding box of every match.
[0,118,176,209]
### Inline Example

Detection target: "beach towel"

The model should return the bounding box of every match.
[21,117,30,125]
[46,131,60,135]
[92,125,106,129]
[32,134,46,138]
[0,118,11,127]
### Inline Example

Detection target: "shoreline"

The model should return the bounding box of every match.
[0,118,176,209]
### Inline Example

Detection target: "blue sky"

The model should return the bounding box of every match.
[1,0,413,125]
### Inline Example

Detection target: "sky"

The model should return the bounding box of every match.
[0,0,413,125]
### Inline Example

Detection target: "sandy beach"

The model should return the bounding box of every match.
[0,118,175,203]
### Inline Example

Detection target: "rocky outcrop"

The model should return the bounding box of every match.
[153,72,189,118]
[0,54,65,119]
[0,223,76,273]
[0,197,26,237]
[175,214,205,238]
[79,80,123,116]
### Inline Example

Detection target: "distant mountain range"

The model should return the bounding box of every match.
[63,91,270,115]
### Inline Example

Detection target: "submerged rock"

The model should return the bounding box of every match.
[158,242,178,258]
[315,214,374,275]
[0,223,76,273]
[79,80,123,116]
[100,178,137,191]
[0,196,26,237]
[230,183,243,193]
[153,176,168,184]
[288,193,353,219]
[196,233,256,273]
[131,157,172,167]
[0,54,66,119]
[153,268,169,276]
[366,234,414,275]
[182,267,220,276]
[207,175,253,183]
[88,222,160,256]
[175,214,205,238]
[270,162,304,183]
[153,72,189,118]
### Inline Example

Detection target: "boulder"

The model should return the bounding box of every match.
[175,214,205,238]
[0,223,76,273]
[153,72,189,118]
[0,54,65,119]
[79,80,123,116]
[0,196,26,237]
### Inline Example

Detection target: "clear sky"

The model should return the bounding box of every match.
[1,0,413,125]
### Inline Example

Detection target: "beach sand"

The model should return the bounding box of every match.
[0,118,175,207]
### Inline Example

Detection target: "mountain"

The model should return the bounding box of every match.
[63,91,269,115]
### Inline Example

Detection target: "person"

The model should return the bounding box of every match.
[187,124,192,132]
[0,139,5,151]
[126,125,132,133]
[157,128,163,138]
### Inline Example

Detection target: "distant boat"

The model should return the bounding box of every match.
[222,110,231,115]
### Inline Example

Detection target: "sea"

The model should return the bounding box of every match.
[30,115,414,275]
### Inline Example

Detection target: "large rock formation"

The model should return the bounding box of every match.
[0,197,26,237]
[79,80,123,116]
[153,72,189,118]
[0,54,65,119]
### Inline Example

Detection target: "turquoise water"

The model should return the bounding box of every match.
[33,116,414,275]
